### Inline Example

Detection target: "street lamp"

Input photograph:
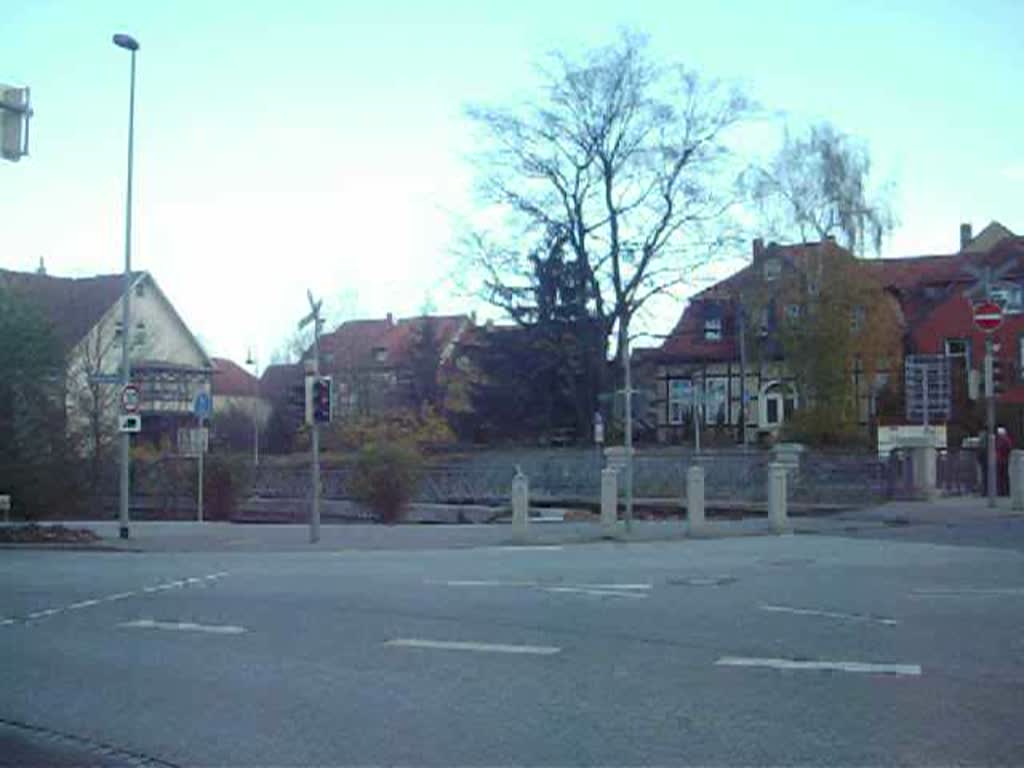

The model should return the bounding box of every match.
[113,32,139,539]
[245,348,260,467]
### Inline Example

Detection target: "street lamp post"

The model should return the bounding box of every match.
[246,349,260,467]
[113,32,139,540]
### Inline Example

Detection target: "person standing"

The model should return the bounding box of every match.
[996,427,1013,496]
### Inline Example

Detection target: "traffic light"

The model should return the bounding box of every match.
[993,358,1007,396]
[311,376,333,424]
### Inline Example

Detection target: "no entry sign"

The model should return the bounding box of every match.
[973,300,1003,333]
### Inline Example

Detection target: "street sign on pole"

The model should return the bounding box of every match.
[193,391,212,419]
[118,414,141,433]
[973,300,1003,333]
[120,384,140,413]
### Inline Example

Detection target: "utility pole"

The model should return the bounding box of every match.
[299,291,324,543]
[621,321,634,532]
[984,268,996,508]
[113,33,139,540]
[738,301,748,448]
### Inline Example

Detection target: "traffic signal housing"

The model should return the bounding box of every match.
[993,358,1007,396]
[309,376,333,425]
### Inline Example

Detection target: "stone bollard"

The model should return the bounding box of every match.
[600,468,618,537]
[910,443,938,500]
[768,462,788,534]
[1011,450,1024,511]
[512,468,529,539]
[686,465,706,536]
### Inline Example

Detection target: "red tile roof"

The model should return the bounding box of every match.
[211,357,259,397]
[316,314,471,370]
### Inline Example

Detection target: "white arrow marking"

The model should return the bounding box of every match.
[760,604,899,626]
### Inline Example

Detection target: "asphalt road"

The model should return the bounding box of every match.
[3,529,1024,766]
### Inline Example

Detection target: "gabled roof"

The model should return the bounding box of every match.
[316,314,471,369]
[0,268,139,352]
[260,363,302,401]
[963,221,1016,253]
[211,357,259,397]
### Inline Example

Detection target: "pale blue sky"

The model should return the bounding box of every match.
[2,0,1021,361]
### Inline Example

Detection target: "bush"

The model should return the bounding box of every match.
[203,454,252,521]
[323,407,455,453]
[782,406,868,448]
[349,442,422,523]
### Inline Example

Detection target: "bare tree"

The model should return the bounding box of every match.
[461,32,752,427]
[746,121,895,256]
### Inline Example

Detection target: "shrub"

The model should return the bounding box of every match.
[349,442,422,523]
[782,406,868,448]
[203,454,252,521]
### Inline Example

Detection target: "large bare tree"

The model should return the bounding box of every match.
[746,121,896,256]
[462,33,753,432]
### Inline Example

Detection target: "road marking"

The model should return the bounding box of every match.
[492,545,564,551]
[715,656,921,676]
[542,586,648,599]
[439,580,537,588]
[385,638,561,655]
[760,604,899,626]
[911,587,1024,598]
[26,608,61,619]
[120,619,246,635]
[1,571,230,628]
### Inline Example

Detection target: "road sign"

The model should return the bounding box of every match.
[973,300,1003,333]
[193,392,212,418]
[89,373,122,385]
[121,384,140,413]
[119,414,141,433]
[177,427,208,457]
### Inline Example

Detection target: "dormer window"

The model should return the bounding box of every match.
[372,347,387,363]
[763,258,781,281]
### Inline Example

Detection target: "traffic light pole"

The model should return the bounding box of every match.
[311,314,322,544]
[986,335,996,508]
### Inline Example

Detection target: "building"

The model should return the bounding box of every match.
[647,221,1022,446]
[0,267,212,452]
[315,313,472,419]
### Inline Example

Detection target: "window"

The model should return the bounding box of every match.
[763,258,781,281]
[784,304,801,321]
[851,306,866,333]
[945,338,971,361]
[991,282,1023,314]
[703,317,722,341]
[668,379,693,425]
[1019,336,1024,380]
[372,347,387,363]
[134,282,145,298]
[766,398,779,425]
[703,378,728,426]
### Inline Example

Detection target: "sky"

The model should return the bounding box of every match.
[3,0,1022,364]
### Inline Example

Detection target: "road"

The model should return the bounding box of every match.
[3,526,1024,765]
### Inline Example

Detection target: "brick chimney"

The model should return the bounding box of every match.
[752,238,765,263]
[960,222,973,251]
[386,312,394,326]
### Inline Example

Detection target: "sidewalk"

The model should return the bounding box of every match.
[4,495,1022,553]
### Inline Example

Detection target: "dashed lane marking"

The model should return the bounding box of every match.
[385,638,561,655]
[120,619,246,635]
[716,656,921,676]
[760,604,900,626]
[0,572,230,627]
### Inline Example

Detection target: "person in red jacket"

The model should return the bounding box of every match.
[996,427,1013,496]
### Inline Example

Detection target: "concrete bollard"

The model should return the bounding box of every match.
[686,465,706,536]
[768,462,788,534]
[512,468,529,539]
[600,468,618,537]
[910,444,938,500]
[1011,450,1024,511]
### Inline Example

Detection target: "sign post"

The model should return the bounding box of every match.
[193,392,211,522]
[299,291,324,543]
[973,300,1003,508]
